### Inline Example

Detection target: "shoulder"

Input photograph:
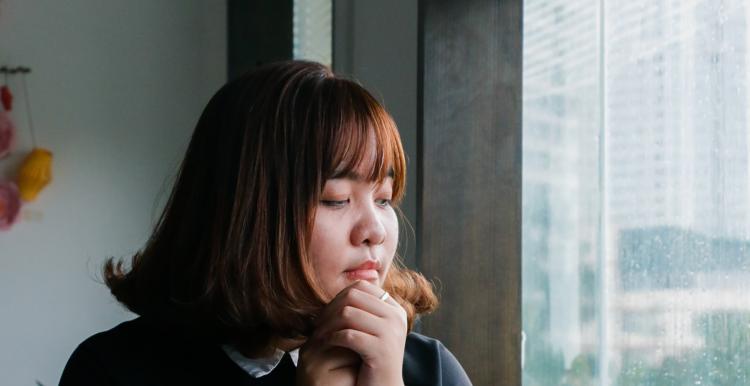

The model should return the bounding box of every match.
[60,317,168,385]
[60,317,241,386]
[74,317,153,351]
[66,317,167,368]
[403,332,473,386]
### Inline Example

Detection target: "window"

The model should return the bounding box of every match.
[293,0,332,66]
[523,0,750,384]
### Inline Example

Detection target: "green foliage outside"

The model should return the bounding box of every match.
[617,313,750,386]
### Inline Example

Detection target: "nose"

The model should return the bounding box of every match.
[350,203,387,246]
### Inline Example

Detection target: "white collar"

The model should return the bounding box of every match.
[221,344,300,378]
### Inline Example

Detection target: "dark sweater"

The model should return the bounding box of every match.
[60,317,472,385]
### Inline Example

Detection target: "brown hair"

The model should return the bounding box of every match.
[104,60,437,352]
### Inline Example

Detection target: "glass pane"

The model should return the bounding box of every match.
[607,1,750,385]
[293,0,332,66]
[522,0,602,384]
[523,0,750,384]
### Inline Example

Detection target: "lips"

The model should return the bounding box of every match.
[349,260,379,271]
[345,260,380,281]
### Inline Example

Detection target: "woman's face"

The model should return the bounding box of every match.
[309,156,399,300]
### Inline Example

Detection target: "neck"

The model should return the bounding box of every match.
[273,336,307,352]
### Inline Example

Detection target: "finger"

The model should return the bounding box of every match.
[327,328,379,361]
[348,279,383,297]
[297,344,360,386]
[316,287,392,331]
[315,280,366,326]
[381,292,401,308]
[353,281,408,325]
[316,305,384,340]
[313,290,384,341]
[315,281,407,337]
[298,338,360,369]
[332,280,383,306]
[350,280,404,312]
[322,346,362,370]
[344,283,406,326]
[380,294,408,325]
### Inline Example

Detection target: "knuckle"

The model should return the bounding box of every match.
[395,307,408,326]
[342,329,357,342]
[343,289,359,302]
[353,280,368,288]
[340,305,355,319]
[353,280,371,292]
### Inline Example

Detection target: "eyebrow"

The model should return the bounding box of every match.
[329,167,394,181]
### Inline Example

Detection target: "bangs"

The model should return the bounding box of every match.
[319,79,407,203]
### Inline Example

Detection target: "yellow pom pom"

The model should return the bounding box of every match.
[16,148,53,202]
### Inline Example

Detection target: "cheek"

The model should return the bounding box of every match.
[381,209,400,271]
[308,212,351,298]
[309,217,343,272]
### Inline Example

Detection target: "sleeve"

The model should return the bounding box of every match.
[403,333,473,386]
[59,343,118,386]
[433,341,472,386]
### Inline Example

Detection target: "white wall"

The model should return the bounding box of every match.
[0,1,226,384]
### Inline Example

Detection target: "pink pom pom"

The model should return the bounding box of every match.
[0,181,22,230]
[0,110,16,159]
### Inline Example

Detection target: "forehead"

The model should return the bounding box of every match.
[325,130,395,182]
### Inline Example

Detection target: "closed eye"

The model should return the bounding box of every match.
[376,199,392,207]
[321,199,349,208]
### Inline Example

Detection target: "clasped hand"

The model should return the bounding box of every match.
[296,280,408,386]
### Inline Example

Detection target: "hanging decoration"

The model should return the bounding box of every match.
[1,85,12,111]
[0,65,53,231]
[15,67,53,202]
[0,180,21,230]
[17,148,53,201]
[1,68,13,111]
[0,110,15,159]
[0,70,16,159]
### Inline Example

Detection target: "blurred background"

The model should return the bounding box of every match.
[0,2,225,385]
[3,0,749,385]
[0,1,419,385]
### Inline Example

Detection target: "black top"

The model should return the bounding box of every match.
[60,317,472,386]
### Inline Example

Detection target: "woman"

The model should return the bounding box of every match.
[60,61,471,385]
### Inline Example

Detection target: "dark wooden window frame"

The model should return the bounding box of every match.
[227,0,293,79]
[417,1,523,384]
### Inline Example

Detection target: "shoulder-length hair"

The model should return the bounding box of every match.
[104,60,437,352]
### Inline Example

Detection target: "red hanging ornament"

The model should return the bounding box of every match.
[0,181,21,230]
[1,85,11,111]
[0,110,16,159]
